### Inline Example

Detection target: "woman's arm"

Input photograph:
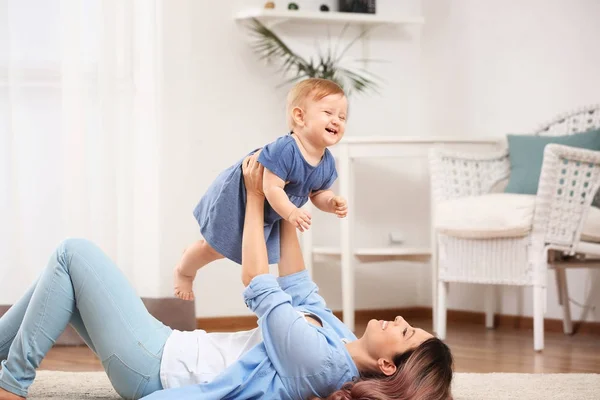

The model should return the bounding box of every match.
[277,219,328,309]
[244,274,332,379]
[241,154,269,287]
[277,218,306,277]
[239,156,332,379]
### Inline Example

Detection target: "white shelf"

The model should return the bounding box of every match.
[235,9,424,26]
[339,136,503,145]
[312,246,431,263]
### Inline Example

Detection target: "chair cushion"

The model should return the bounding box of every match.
[582,207,600,242]
[504,129,600,196]
[435,193,600,241]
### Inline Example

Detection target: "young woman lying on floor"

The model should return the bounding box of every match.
[0,153,453,400]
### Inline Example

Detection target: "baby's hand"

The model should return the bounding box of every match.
[329,196,348,218]
[287,208,312,232]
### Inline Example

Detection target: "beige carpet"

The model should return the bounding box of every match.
[27,371,600,399]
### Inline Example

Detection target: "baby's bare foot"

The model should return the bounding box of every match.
[173,265,195,301]
[0,387,25,400]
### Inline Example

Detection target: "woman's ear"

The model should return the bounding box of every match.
[378,358,397,376]
[292,106,305,127]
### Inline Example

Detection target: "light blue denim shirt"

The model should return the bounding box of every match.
[142,270,359,400]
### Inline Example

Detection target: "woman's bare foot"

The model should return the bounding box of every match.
[0,387,25,400]
[173,265,195,301]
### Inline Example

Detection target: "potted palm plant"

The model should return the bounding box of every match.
[247,18,381,95]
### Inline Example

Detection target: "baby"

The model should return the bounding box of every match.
[174,78,348,300]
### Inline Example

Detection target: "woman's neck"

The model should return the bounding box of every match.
[291,131,324,165]
[345,339,378,374]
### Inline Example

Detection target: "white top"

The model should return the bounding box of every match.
[160,311,335,390]
[160,327,263,389]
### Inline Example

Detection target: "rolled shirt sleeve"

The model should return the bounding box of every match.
[243,274,333,379]
[276,270,328,310]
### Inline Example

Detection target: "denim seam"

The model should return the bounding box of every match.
[136,340,163,361]
[104,354,151,400]
[105,353,153,379]
[134,376,150,400]
[0,330,17,350]
[69,249,138,340]
[0,311,20,348]
[28,266,60,362]
[69,249,163,360]
[0,256,63,396]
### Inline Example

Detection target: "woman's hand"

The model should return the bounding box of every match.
[242,151,264,197]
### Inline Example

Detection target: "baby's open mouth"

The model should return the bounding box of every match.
[326,127,338,135]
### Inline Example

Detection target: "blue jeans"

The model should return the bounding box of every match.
[0,238,172,399]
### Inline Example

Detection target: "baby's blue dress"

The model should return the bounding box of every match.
[193,134,338,264]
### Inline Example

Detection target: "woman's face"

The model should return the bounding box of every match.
[362,316,433,361]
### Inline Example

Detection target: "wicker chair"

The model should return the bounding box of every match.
[429,105,600,351]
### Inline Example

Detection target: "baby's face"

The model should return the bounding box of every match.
[302,93,348,148]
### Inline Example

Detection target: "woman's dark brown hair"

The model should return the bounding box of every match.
[316,337,453,400]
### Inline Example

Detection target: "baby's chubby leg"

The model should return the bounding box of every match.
[174,240,223,301]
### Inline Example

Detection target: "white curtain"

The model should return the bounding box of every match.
[0,0,163,303]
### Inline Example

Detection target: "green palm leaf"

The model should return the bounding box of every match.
[248,18,310,75]
[247,18,381,96]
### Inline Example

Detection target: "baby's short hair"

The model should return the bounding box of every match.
[286,78,345,129]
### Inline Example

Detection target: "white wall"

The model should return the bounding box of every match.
[421,0,600,322]
[157,0,600,322]
[159,0,282,316]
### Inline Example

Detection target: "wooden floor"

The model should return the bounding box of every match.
[40,319,600,373]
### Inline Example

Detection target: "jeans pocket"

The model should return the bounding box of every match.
[102,354,150,400]
[136,339,163,360]
[134,323,171,359]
